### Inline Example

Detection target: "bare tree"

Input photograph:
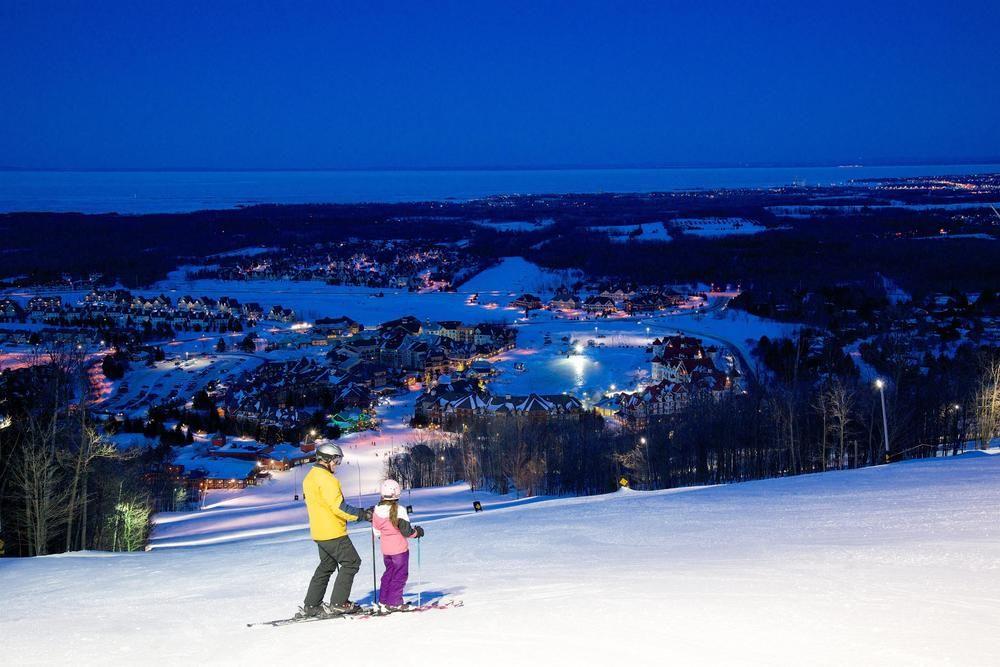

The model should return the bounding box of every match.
[826,380,855,470]
[11,412,70,555]
[62,424,123,551]
[812,388,829,471]
[974,356,1000,450]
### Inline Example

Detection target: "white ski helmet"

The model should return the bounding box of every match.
[380,479,402,500]
[316,443,344,463]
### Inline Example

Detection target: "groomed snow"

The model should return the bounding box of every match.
[2,453,998,665]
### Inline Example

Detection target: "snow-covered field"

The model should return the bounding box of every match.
[472,218,554,232]
[134,257,577,323]
[587,221,672,243]
[3,452,998,665]
[671,217,767,237]
[96,351,265,418]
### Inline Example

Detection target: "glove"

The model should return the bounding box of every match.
[413,525,425,538]
[358,507,373,522]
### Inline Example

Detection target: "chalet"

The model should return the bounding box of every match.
[613,380,692,426]
[548,292,581,311]
[27,295,61,312]
[83,289,132,306]
[132,294,172,311]
[472,324,516,349]
[427,320,468,341]
[336,383,374,409]
[314,315,362,338]
[582,295,617,315]
[185,462,258,490]
[258,442,314,471]
[242,302,264,321]
[217,296,241,314]
[0,299,24,322]
[342,336,379,360]
[511,294,543,311]
[415,380,586,427]
[267,305,296,322]
[599,286,636,305]
[379,315,422,337]
[626,292,677,314]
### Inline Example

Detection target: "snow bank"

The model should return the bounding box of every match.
[2,454,999,665]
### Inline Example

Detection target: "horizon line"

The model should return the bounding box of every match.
[3,157,1000,174]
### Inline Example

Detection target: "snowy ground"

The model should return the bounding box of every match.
[587,221,672,242]
[96,350,265,418]
[3,452,999,665]
[0,257,574,325]
[671,217,767,237]
[472,218,554,232]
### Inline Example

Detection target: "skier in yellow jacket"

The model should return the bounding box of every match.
[298,443,372,618]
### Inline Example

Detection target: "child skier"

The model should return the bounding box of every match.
[372,479,424,611]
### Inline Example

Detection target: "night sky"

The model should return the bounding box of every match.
[1,0,998,170]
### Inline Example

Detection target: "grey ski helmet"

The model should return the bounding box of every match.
[316,443,344,462]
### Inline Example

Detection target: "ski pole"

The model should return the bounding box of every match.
[417,536,422,607]
[371,522,379,610]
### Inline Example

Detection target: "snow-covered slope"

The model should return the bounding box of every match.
[3,454,999,666]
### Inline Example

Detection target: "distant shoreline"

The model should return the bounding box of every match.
[1,164,998,216]
[3,159,1000,173]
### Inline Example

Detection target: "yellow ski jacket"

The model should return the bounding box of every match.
[302,464,362,541]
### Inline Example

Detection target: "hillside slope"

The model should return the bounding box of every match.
[2,454,999,666]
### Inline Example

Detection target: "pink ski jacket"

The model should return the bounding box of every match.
[372,503,418,556]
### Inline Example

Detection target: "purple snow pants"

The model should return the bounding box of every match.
[380,551,410,606]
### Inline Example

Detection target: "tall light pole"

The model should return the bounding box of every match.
[875,378,890,463]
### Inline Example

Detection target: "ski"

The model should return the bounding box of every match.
[247,608,376,628]
[248,600,463,627]
[351,599,464,620]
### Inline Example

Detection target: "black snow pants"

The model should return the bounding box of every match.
[303,535,362,607]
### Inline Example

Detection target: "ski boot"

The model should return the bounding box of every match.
[327,600,364,615]
[294,604,330,620]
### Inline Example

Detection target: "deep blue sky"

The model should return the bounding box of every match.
[1,0,998,170]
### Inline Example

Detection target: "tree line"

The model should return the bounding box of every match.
[0,350,166,556]
[386,337,1000,498]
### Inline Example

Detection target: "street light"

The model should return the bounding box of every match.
[875,378,890,462]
